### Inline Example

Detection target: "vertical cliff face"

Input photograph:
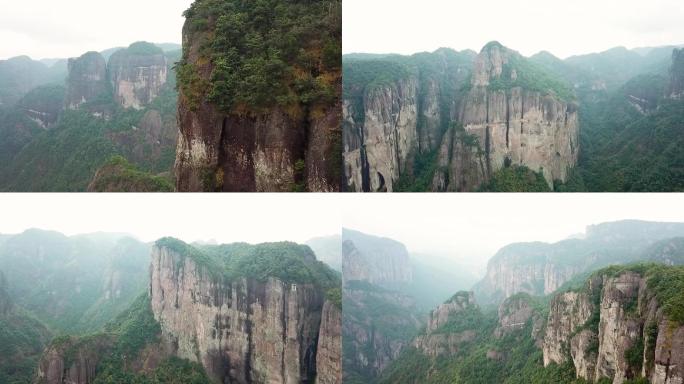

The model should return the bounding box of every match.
[343,43,578,192]
[342,229,412,286]
[315,301,342,384]
[149,245,337,384]
[474,242,582,304]
[107,43,167,109]
[35,335,114,384]
[65,52,108,110]
[174,0,341,192]
[434,43,579,189]
[343,77,419,192]
[542,269,684,384]
[413,292,479,357]
[669,48,684,99]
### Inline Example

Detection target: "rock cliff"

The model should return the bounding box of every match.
[474,221,684,306]
[107,42,167,109]
[174,0,341,192]
[65,52,108,110]
[343,42,579,191]
[542,268,684,384]
[413,292,479,357]
[315,301,342,384]
[342,229,412,286]
[150,242,339,383]
[35,335,114,384]
[669,48,684,99]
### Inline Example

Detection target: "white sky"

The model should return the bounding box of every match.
[0,0,192,60]
[0,194,341,245]
[342,194,684,271]
[343,0,684,58]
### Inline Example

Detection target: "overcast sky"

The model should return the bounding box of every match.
[343,194,684,272]
[343,0,684,58]
[0,194,341,245]
[0,0,192,60]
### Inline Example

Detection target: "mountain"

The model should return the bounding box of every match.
[345,42,684,192]
[34,238,342,384]
[307,234,342,272]
[341,229,480,383]
[0,229,150,333]
[473,220,684,306]
[343,42,578,192]
[0,271,53,384]
[174,0,342,192]
[0,56,67,106]
[379,264,684,384]
[0,41,179,192]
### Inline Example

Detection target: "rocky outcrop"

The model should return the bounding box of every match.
[174,4,341,192]
[343,43,579,192]
[343,77,419,192]
[542,269,684,384]
[65,52,108,110]
[35,335,114,384]
[669,48,684,99]
[474,221,684,306]
[107,43,167,109]
[316,301,342,384]
[149,244,337,384]
[494,294,544,341]
[434,43,579,189]
[474,242,582,304]
[342,229,412,286]
[413,292,478,357]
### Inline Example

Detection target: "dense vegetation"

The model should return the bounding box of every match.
[156,238,341,297]
[0,306,52,384]
[379,263,684,384]
[0,230,150,334]
[88,155,173,192]
[0,43,178,192]
[178,0,341,114]
[480,165,551,192]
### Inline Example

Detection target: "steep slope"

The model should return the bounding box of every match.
[175,0,342,192]
[380,264,684,383]
[107,42,168,109]
[0,42,179,192]
[150,238,341,383]
[0,56,66,106]
[0,271,53,384]
[543,265,684,383]
[473,220,684,306]
[341,231,421,382]
[342,42,579,192]
[0,230,150,333]
[34,238,342,384]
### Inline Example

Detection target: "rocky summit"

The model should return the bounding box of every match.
[343,42,579,192]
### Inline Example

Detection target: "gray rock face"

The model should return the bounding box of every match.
[343,43,579,192]
[342,229,412,286]
[474,242,581,304]
[108,50,167,109]
[316,301,342,384]
[35,335,113,384]
[542,271,684,384]
[669,49,684,99]
[413,292,478,357]
[0,271,11,316]
[65,52,108,110]
[494,294,544,341]
[149,245,336,384]
[343,78,419,192]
